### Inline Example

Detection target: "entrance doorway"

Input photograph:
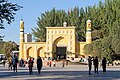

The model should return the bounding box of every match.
[56,47,66,59]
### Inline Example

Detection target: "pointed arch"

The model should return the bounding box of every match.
[53,36,64,45]
[52,36,67,59]
[27,47,34,58]
[37,47,43,57]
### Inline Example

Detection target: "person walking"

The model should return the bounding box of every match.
[12,55,18,72]
[62,60,65,68]
[49,60,52,67]
[8,56,13,70]
[37,56,42,74]
[28,57,34,74]
[53,60,56,67]
[94,56,99,73]
[102,57,107,72]
[88,56,92,75]
[2,60,5,67]
[19,58,24,67]
[66,60,68,66]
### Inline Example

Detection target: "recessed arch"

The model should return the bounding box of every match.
[53,36,67,59]
[37,47,43,57]
[27,47,34,58]
[53,36,64,46]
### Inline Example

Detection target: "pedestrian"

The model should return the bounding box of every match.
[12,55,18,72]
[8,56,13,70]
[2,60,5,67]
[66,60,68,65]
[49,60,52,67]
[28,57,34,74]
[32,58,35,63]
[23,61,26,67]
[88,56,92,75]
[99,60,102,67]
[37,56,42,74]
[107,60,110,66]
[47,61,49,66]
[19,58,24,67]
[94,56,99,73]
[53,60,56,67]
[102,57,107,72]
[62,60,65,68]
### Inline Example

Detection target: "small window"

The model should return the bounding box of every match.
[55,30,57,33]
[63,30,64,33]
[66,30,68,33]
[70,41,72,45]
[70,35,72,39]
[70,30,72,33]
[47,47,49,50]
[70,46,72,50]
[59,30,61,33]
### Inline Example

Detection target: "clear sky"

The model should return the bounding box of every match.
[1,0,104,44]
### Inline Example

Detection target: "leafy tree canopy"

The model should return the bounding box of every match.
[0,0,22,27]
[0,41,19,58]
[32,0,120,61]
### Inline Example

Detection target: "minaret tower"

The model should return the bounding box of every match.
[86,20,92,44]
[19,19,24,60]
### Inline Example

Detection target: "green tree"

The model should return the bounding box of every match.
[1,41,19,58]
[0,0,22,27]
[0,41,5,54]
[32,8,67,41]
[32,0,120,60]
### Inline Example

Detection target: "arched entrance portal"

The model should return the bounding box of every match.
[56,47,66,59]
[27,47,34,59]
[53,36,67,59]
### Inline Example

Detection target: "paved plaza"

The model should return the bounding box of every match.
[0,63,120,80]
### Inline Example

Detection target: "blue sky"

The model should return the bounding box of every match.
[1,0,104,44]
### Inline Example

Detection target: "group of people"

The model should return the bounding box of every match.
[28,56,42,74]
[88,56,107,75]
[7,55,43,75]
[47,59,68,68]
[49,60,56,67]
[8,55,19,72]
[7,55,108,75]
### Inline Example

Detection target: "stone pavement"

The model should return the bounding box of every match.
[0,64,120,80]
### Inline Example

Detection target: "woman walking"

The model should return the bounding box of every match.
[28,57,34,74]
[8,56,13,70]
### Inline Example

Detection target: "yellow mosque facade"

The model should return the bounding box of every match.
[19,20,92,60]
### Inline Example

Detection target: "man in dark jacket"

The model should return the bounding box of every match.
[102,57,107,72]
[88,56,92,75]
[37,56,42,74]
[12,55,18,72]
[94,56,99,73]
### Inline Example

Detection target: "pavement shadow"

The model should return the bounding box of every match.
[0,70,120,80]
